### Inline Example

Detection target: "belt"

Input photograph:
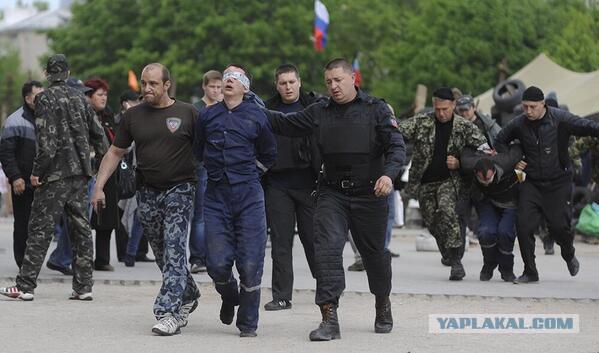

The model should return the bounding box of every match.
[325,179,374,196]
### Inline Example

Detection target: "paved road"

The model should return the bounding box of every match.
[1,217,597,299]
[1,281,597,353]
[1,217,598,353]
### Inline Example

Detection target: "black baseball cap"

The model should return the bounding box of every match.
[66,77,92,93]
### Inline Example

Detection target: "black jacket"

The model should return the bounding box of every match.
[91,108,121,231]
[461,145,522,208]
[495,106,599,182]
[0,105,37,186]
[266,89,406,183]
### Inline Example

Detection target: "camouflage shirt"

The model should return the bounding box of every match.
[570,136,599,183]
[32,81,108,182]
[398,112,487,198]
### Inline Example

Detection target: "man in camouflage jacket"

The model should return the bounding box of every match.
[0,54,107,301]
[398,87,486,281]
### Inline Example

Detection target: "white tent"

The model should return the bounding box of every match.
[475,53,599,117]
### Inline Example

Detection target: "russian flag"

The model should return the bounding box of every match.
[314,0,329,52]
[353,56,362,87]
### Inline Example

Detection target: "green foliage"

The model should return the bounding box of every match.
[0,50,28,120]
[46,0,599,112]
[33,1,50,12]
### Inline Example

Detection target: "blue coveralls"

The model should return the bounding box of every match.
[196,100,277,332]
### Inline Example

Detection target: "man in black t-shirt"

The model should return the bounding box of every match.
[263,64,318,312]
[91,63,200,336]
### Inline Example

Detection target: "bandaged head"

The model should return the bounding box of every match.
[223,71,250,90]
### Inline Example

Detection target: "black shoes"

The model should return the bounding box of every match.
[94,264,114,271]
[479,264,495,281]
[449,260,465,281]
[309,303,341,341]
[46,262,73,275]
[374,296,393,334]
[347,260,365,272]
[136,255,155,262]
[513,273,539,284]
[441,257,451,267]
[264,299,292,311]
[124,254,135,267]
[500,271,516,282]
[220,300,235,325]
[240,330,257,338]
[567,256,580,276]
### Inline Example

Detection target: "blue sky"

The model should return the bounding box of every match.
[1,0,60,10]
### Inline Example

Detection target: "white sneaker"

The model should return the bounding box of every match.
[152,316,181,336]
[0,286,33,301]
[179,300,198,327]
[69,291,93,301]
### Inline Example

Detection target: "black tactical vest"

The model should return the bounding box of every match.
[320,100,383,186]
[270,135,311,172]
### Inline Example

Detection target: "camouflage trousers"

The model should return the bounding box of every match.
[418,179,463,250]
[16,176,93,294]
[137,183,200,321]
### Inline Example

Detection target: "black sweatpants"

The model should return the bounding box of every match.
[517,178,575,275]
[266,186,317,301]
[11,187,34,268]
[314,186,390,305]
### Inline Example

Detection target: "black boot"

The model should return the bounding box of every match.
[479,244,498,281]
[309,303,341,341]
[220,300,236,325]
[436,241,451,266]
[513,263,539,284]
[448,248,465,281]
[374,296,393,333]
[497,250,515,282]
[566,255,579,276]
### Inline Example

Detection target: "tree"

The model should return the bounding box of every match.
[46,0,599,112]
[33,1,49,12]
[0,50,28,123]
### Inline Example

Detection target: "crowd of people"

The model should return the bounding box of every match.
[0,52,597,341]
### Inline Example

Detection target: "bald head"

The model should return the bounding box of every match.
[142,63,171,83]
[140,63,172,106]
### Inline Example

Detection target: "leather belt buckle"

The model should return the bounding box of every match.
[340,180,352,189]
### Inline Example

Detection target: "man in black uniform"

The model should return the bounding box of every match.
[495,86,599,283]
[265,58,405,341]
[263,64,318,311]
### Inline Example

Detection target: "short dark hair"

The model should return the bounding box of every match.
[202,70,222,86]
[225,63,251,81]
[324,58,353,74]
[21,80,43,100]
[119,90,140,105]
[274,64,299,81]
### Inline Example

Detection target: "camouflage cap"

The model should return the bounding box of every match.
[456,95,475,110]
[45,54,69,82]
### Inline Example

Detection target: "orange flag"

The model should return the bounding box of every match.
[128,70,139,92]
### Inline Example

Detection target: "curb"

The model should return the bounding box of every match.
[2,276,597,303]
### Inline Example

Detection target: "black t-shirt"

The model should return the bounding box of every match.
[421,118,453,183]
[113,100,198,189]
